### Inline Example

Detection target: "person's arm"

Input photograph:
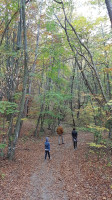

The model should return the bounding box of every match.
[61,127,64,133]
[49,143,50,151]
[76,132,78,138]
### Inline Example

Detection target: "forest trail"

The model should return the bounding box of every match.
[0,129,112,200]
[22,131,100,200]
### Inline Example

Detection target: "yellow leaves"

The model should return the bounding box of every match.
[18,84,23,92]
[94,17,106,25]
[104,44,111,51]
[88,142,106,148]
[72,16,94,33]
[87,124,109,133]
[92,95,102,101]
[106,100,112,106]
[0,30,3,34]
[89,150,94,154]
[21,118,28,121]
[107,116,112,121]
[84,105,92,112]
[103,68,112,73]
[1,132,6,135]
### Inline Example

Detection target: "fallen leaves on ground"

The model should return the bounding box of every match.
[0,128,112,200]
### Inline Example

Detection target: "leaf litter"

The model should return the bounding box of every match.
[0,128,112,200]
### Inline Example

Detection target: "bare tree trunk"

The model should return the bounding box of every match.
[34,59,46,137]
[90,98,97,125]
[7,115,14,158]
[105,0,112,28]
[100,23,111,99]
[70,61,76,127]
[7,0,28,160]
[34,104,44,137]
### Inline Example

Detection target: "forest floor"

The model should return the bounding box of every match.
[0,123,112,200]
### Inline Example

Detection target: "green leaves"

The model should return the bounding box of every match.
[0,101,18,115]
[46,21,57,32]
[0,143,7,149]
[0,143,7,157]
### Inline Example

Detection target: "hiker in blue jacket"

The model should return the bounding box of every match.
[45,137,50,159]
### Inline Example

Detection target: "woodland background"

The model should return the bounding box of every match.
[0,0,112,166]
[0,0,112,199]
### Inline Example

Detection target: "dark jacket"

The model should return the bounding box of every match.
[72,130,77,139]
[45,137,50,151]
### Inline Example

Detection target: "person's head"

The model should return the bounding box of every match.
[73,127,75,130]
[46,137,49,142]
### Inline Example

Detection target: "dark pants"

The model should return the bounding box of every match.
[45,150,50,159]
[73,138,77,149]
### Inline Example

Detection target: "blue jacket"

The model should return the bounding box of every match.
[45,137,50,151]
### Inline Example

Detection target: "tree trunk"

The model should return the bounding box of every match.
[105,0,112,28]
[54,1,108,105]
[24,0,43,117]
[70,61,76,127]
[7,114,14,159]
[34,103,44,137]
[7,0,28,160]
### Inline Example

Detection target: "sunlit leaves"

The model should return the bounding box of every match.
[88,142,106,148]
[73,16,94,34]
[106,100,112,106]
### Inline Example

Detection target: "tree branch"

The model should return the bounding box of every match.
[54,0,107,104]
[53,0,63,4]
[0,0,31,46]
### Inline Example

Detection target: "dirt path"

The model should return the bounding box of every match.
[23,136,71,200]
[1,130,112,200]
[22,132,94,200]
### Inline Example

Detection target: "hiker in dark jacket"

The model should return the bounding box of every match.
[72,128,78,150]
[45,137,50,159]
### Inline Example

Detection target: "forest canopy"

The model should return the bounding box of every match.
[0,0,112,160]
